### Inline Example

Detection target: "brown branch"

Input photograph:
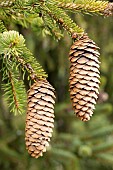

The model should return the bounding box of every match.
[8,71,19,111]
[16,56,37,80]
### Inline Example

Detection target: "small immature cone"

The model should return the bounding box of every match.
[25,80,56,158]
[69,33,100,121]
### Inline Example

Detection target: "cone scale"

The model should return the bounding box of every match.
[25,80,56,158]
[69,34,100,121]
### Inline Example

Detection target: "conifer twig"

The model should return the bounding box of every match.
[0,20,7,32]
[8,70,20,112]
[56,0,108,14]
[0,0,15,7]
[45,3,84,35]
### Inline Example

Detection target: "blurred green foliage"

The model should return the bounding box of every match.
[1,6,113,170]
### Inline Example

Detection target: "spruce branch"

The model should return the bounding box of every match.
[0,0,15,7]
[45,2,84,35]
[0,30,47,80]
[0,30,47,114]
[42,14,63,40]
[55,0,108,15]
[0,20,7,33]
[0,0,111,39]
[0,30,25,55]
[20,47,47,80]
[0,0,112,37]
[1,58,27,114]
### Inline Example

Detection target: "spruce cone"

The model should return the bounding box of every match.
[25,80,56,158]
[69,34,100,121]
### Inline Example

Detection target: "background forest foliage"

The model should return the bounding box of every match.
[0,0,113,170]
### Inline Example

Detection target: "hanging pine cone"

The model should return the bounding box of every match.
[25,79,56,158]
[69,33,100,121]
